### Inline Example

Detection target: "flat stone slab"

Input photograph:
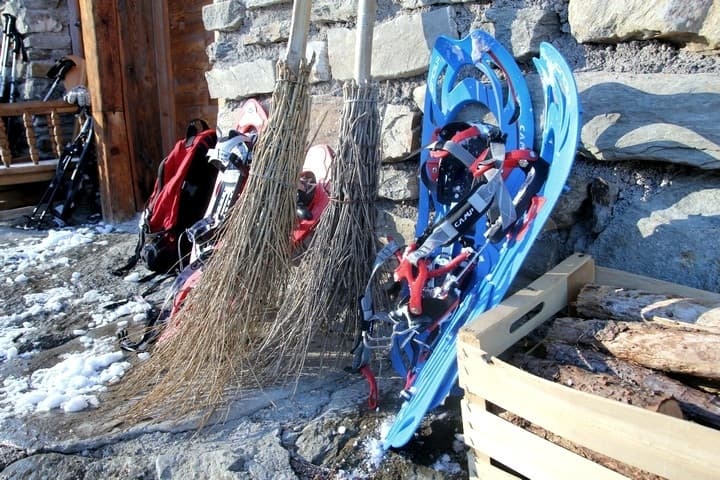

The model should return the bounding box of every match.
[327,8,457,81]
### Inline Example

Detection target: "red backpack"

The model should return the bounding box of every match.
[116,120,218,275]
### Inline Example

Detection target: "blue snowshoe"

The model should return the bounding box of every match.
[351,29,581,449]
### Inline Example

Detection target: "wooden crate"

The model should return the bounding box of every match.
[457,253,720,480]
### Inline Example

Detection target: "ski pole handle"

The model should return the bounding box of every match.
[12,33,26,62]
[2,13,16,36]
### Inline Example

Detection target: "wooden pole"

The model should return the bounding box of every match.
[78,0,137,222]
[285,0,312,74]
[354,0,376,85]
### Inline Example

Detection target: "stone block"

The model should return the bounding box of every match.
[202,0,245,32]
[375,205,418,246]
[568,71,720,169]
[378,162,419,201]
[306,40,331,83]
[311,0,357,23]
[21,11,64,33]
[381,104,419,162]
[205,59,276,100]
[327,8,457,81]
[569,0,719,48]
[244,0,291,9]
[485,6,560,59]
[23,32,70,50]
[243,17,289,45]
[587,174,720,292]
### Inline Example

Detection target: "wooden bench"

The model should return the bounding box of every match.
[0,100,79,186]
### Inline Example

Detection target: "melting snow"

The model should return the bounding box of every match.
[0,225,138,419]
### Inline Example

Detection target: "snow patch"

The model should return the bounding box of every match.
[0,337,130,419]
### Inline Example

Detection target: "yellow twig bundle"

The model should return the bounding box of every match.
[272,81,382,374]
[115,59,313,422]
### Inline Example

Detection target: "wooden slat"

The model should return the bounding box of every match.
[0,100,77,117]
[78,0,137,222]
[461,400,627,480]
[167,0,217,141]
[467,450,522,480]
[152,0,176,154]
[595,266,720,304]
[67,0,84,55]
[458,253,596,356]
[0,159,58,186]
[458,342,720,479]
[117,0,167,203]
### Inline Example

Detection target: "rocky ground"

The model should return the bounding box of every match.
[0,216,469,480]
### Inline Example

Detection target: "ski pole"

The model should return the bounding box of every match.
[0,13,16,101]
[7,26,26,102]
[43,57,76,101]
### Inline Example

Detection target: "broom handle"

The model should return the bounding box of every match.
[285,0,312,74]
[354,0,376,85]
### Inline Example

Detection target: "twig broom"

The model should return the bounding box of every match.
[268,0,382,375]
[115,0,314,421]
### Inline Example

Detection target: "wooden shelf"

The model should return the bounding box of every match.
[0,159,58,186]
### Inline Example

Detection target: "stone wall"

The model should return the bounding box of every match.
[202,0,720,291]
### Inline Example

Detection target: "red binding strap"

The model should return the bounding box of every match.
[359,365,379,410]
[515,195,545,242]
[502,148,537,179]
[394,246,471,316]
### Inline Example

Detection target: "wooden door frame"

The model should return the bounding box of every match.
[78,0,136,222]
[152,1,176,154]
[78,1,174,222]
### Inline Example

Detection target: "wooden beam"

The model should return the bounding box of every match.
[152,0,176,154]
[0,159,57,186]
[0,100,77,116]
[78,0,137,222]
[116,0,166,203]
[67,0,84,56]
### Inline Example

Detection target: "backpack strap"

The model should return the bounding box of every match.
[185,119,210,148]
[111,213,149,276]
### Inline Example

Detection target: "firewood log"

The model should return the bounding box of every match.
[545,342,720,429]
[575,284,720,332]
[546,317,720,381]
[509,353,684,418]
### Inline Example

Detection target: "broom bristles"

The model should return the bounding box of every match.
[114,59,313,423]
[270,81,383,376]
